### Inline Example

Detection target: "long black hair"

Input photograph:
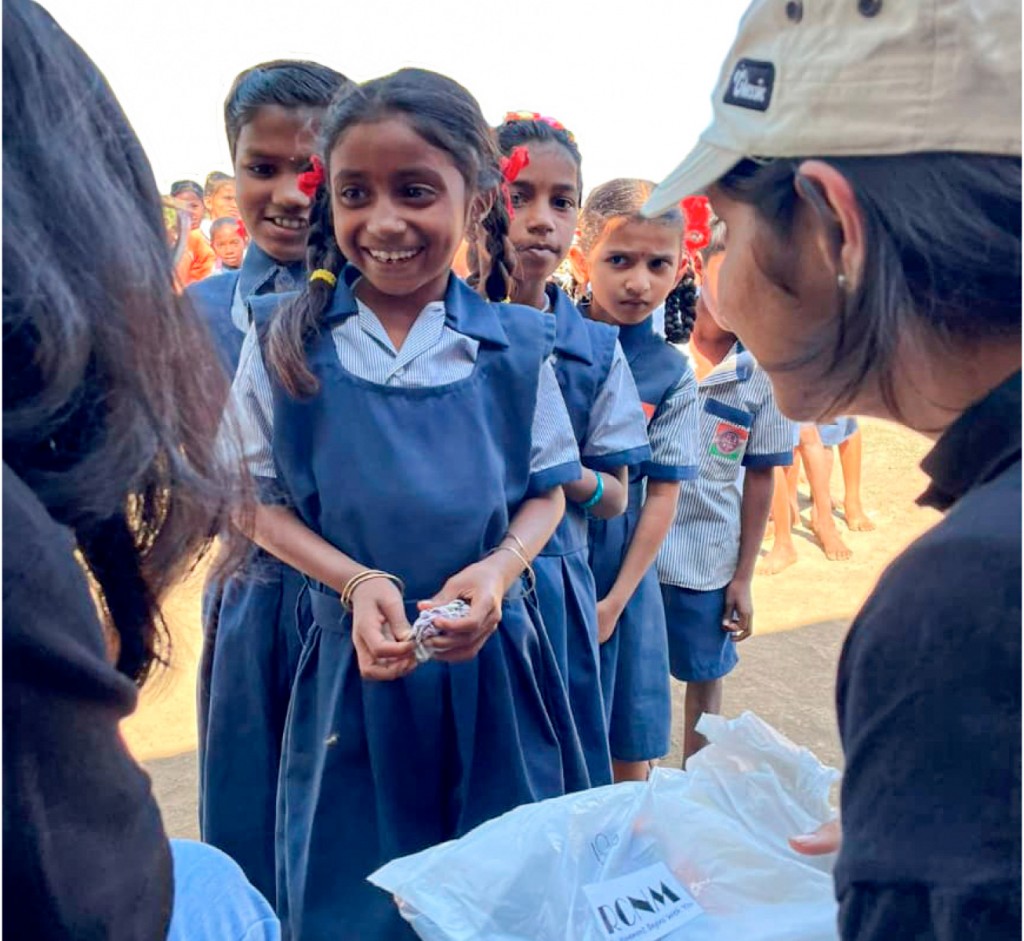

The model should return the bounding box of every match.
[268,68,515,397]
[3,0,243,685]
[715,154,1022,417]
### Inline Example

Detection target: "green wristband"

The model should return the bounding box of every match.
[578,471,604,511]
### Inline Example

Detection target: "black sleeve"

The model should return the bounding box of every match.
[2,469,173,940]
[834,500,1021,941]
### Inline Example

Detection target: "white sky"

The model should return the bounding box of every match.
[40,0,748,198]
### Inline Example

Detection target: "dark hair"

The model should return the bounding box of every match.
[170,179,203,201]
[210,216,241,238]
[224,59,349,160]
[204,171,233,196]
[715,153,1022,418]
[3,0,243,685]
[495,115,583,193]
[268,68,513,396]
[576,178,692,344]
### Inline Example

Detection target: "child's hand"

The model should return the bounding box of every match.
[722,577,754,642]
[418,560,504,663]
[350,578,418,681]
[597,596,624,645]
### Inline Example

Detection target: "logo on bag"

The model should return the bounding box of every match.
[583,863,703,940]
[723,58,775,112]
[709,421,749,461]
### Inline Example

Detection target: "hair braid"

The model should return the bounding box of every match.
[664,265,697,345]
[477,195,516,301]
[266,182,346,397]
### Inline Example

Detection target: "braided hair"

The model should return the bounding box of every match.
[575,178,688,345]
[268,68,515,397]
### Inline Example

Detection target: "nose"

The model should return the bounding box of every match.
[624,271,650,296]
[366,197,408,239]
[273,171,310,211]
[523,203,555,236]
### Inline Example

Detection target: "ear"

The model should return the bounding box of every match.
[794,160,866,289]
[568,245,590,286]
[466,190,495,232]
[204,196,214,214]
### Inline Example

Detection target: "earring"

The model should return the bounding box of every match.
[837,273,848,291]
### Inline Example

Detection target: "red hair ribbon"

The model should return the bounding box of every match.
[499,145,530,218]
[296,155,325,199]
[236,218,248,241]
[681,195,712,253]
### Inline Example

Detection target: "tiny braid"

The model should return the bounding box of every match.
[478,195,516,302]
[266,183,346,397]
[664,267,697,345]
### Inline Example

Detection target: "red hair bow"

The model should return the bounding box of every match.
[297,155,325,199]
[681,195,712,253]
[499,145,530,218]
[236,218,248,241]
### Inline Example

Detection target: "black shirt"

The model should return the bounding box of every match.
[2,464,173,939]
[835,372,1022,939]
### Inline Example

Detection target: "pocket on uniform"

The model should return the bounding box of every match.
[701,398,753,481]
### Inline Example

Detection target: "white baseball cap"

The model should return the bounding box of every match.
[645,0,1022,216]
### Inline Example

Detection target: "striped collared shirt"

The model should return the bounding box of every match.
[657,342,796,591]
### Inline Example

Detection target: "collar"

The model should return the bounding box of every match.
[322,266,510,347]
[237,243,305,300]
[613,315,656,354]
[917,370,1022,512]
[547,284,595,365]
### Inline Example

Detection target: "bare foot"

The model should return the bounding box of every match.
[757,542,799,575]
[811,514,853,561]
[844,503,876,532]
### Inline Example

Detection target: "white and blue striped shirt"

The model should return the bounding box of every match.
[657,342,796,591]
[229,297,580,484]
[578,342,651,465]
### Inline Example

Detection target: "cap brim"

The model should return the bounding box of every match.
[643,141,744,217]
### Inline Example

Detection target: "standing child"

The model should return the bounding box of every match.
[189,59,349,910]
[569,179,700,783]
[491,113,651,786]
[202,171,239,238]
[236,69,590,939]
[209,217,247,272]
[657,220,796,761]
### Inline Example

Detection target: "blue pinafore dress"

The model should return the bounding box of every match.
[588,317,690,762]
[531,286,651,786]
[264,275,590,940]
[190,248,308,908]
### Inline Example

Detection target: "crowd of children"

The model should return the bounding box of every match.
[189,60,874,940]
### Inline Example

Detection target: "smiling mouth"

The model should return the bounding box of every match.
[267,216,307,232]
[364,247,424,264]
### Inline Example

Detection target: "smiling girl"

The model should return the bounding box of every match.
[570,179,699,782]
[487,114,651,786]
[232,69,589,939]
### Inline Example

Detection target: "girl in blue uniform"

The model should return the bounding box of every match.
[231,69,590,940]
[487,113,651,786]
[569,179,700,782]
[189,59,349,909]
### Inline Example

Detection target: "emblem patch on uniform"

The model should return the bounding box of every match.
[709,421,749,461]
[723,58,775,112]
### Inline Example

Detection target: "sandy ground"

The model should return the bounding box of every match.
[122,417,940,837]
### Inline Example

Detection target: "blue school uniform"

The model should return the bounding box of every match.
[532,285,651,786]
[235,271,590,940]
[587,315,699,762]
[657,342,795,681]
[189,244,307,908]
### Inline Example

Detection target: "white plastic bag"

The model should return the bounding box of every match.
[369,712,840,941]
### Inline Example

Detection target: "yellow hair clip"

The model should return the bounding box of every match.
[309,268,337,287]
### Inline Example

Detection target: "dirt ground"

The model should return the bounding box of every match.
[122,417,940,833]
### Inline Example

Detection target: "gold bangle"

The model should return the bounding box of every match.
[487,545,536,597]
[341,569,404,611]
[503,531,529,559]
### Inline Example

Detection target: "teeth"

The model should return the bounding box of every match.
[271,217,305,230]
[367,248,419,263]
